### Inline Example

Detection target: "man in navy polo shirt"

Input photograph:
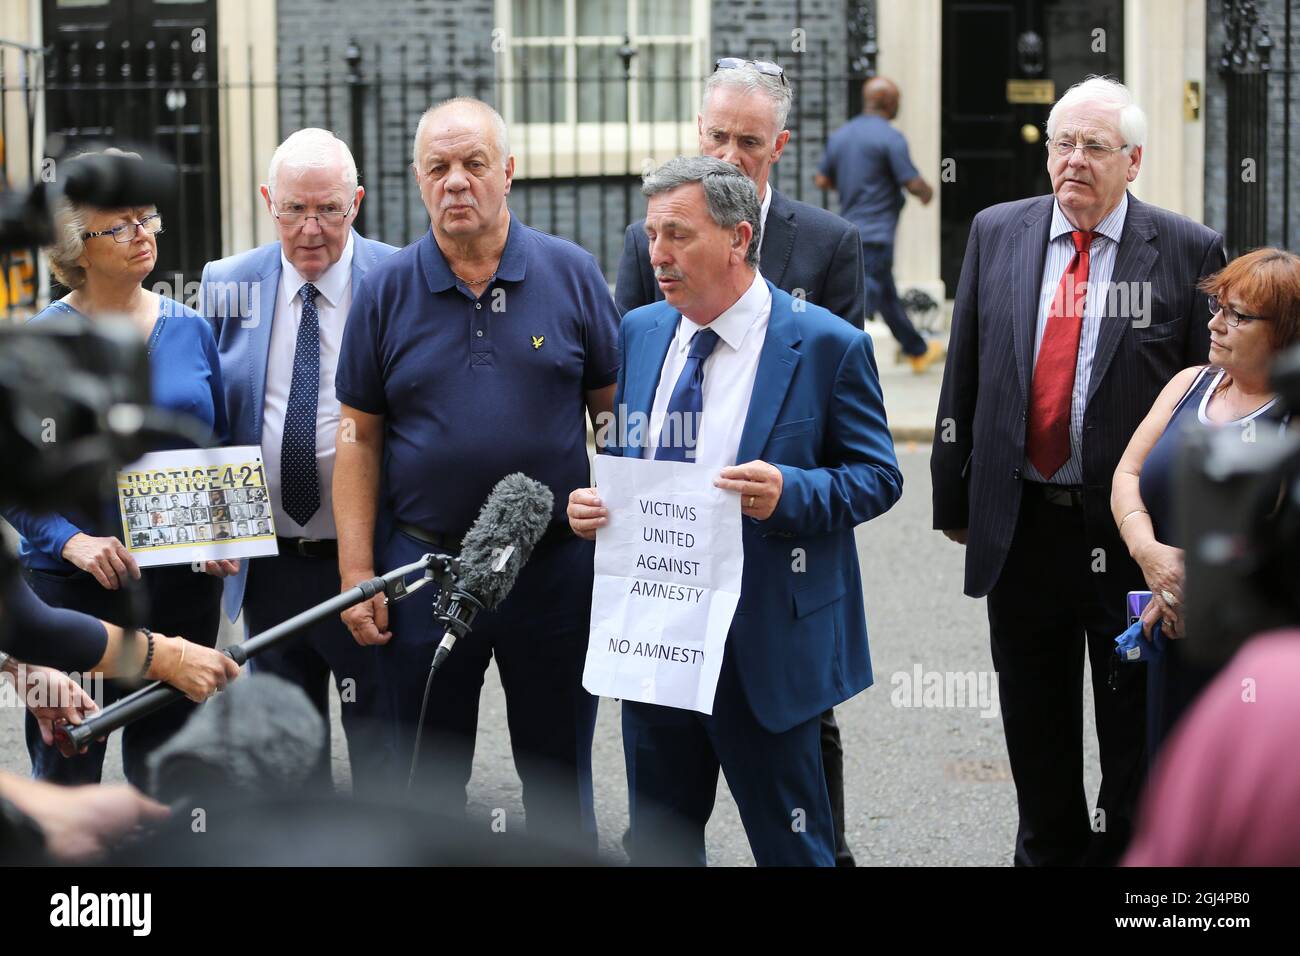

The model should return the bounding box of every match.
[333,97,619,848]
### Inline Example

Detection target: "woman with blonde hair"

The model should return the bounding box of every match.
[1,150,239,787]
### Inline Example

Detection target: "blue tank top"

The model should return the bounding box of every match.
[1139,366,1288,547]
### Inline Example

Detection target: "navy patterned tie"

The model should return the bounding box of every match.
[655,328,720,462]
[281,282,321,526]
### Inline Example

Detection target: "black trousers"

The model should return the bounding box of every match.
[985,489,1147,866]
[819,708,854,866]
[380,527,598,852]
[24,564,222,789]
[241,550,395,797]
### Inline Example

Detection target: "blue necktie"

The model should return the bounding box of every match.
[282,282,321,526]
[655,328,720,462]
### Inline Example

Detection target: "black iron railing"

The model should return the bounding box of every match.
[2,34,870,318]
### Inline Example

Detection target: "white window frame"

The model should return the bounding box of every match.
[496,0,710,178]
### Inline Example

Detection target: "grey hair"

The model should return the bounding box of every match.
[413,97,511,168]
[47,147,145,291]
[642,155,762,269]
[1046,76,1147,151]
[702,63,793,132]
[266,128,359,196]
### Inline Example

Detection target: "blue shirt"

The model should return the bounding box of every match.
[818,114,920,244]
[335,216,621,533]
[4,297,228,572]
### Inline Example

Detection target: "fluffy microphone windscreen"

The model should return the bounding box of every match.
[62,151,177,208]
[457,472,554,610]
[146,672,326,802]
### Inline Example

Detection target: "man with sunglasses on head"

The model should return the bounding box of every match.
[618,58,865,330]
[931,77,1225,866]
[200,128,399,795]
[615,57,866,867]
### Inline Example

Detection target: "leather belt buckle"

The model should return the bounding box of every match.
[278,536,337,558]
[1033,483,1084,508]
[396,523,461,552]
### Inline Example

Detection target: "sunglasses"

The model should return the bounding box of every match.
[714,57,789,87]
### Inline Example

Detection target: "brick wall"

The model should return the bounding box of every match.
[271,0,863,278]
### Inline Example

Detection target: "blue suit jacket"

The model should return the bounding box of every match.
[200,231,399,621]
[609,281,902,732]
[616,188,867,329]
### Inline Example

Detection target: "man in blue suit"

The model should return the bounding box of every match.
[569,156,902,865]
[200,128,399,794]
[615,55,867,866]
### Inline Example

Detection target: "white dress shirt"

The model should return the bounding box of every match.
[1024,194,1128,485]
[649,270,772,471]
[759,184,772,236]
[261,232,354,539]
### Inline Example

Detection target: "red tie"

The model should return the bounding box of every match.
[1027,229,1094,479]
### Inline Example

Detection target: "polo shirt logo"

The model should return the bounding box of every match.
[531,335,545,350]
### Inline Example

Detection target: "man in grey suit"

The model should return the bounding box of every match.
[201,128,399,794]
[616,58,866,866]
[932,78,1225,866]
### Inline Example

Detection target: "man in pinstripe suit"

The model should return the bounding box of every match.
[931,77,1225,866]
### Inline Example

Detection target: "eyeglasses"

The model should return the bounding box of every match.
[270,198,356,226]
[1047,139,1130,158]
[714,57,789,87]
[1208,294,1266,327]
[82,213,163,243]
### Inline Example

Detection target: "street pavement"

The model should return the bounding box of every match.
[0,318,1104,865]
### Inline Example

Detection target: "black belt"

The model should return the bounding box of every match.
[396,520,575,552]
[277,536,338,558]
[1024,481,1085,509]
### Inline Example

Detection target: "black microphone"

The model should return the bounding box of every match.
[146,672,326,804]
[407,474,552,789]
[428,473,554,673]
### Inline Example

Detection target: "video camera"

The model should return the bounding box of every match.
[1181,344,1300,665]
[0,147,186,514]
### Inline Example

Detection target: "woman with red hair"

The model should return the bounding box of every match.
[1112,247,1300,756]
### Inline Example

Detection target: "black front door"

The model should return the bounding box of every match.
[940,0,1125,293]
[42,0,220,291]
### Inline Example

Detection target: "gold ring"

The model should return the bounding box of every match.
[747,495,756,509]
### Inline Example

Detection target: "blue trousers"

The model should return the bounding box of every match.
[23,564,221,789]
[241,550,395,797]
[378,526,598,850]
[623,647,836,866]
[863,241,927,356]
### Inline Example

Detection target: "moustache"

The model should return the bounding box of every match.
[654,267,685,282]
[441,195,479,210]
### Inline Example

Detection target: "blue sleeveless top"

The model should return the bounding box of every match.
[1139,366,1288,547]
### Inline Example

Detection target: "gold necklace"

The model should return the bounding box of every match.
[452,268,497,285]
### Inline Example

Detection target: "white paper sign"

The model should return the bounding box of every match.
[116,446,279,568]
[582,455,744,714]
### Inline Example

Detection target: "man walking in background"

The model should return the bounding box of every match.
[816,77,942,373]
